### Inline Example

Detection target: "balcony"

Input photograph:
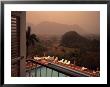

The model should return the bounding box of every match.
[26,57,100,77]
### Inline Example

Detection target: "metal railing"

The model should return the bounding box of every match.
[26,59,91,77]
[26,66,68,77]
[26,60,68,77]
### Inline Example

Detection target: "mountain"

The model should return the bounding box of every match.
[60,31,90,48]
[28,21,89,36]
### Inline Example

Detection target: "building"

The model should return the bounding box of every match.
[11,11,26,77]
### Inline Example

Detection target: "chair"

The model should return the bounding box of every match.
[50,56,54,61]
[63,60,68,64]
[93,70,96,74]
[47,56,50,59]
[81,67,87,71]
[44,56,49,60]
[34,57,41,60]
[34,57,37,60]
[66,61,70,65]
[58,59,64,63]
[44,57,48,60]
[54,57,57,60]
[53,57,58,63]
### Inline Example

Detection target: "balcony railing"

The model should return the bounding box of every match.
[26,59,94,77]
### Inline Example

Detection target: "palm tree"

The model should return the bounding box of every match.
[26,26,39,57]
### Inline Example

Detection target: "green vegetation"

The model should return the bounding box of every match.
[26,28,100,70]
[60,31,100,70]
[35,43,47,56]
[26,26,39,57]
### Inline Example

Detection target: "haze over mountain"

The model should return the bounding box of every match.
[27,21,99,37]
[26,11,100,36]
[26,12,100,70]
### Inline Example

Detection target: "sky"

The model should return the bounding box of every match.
[26,11,100,35]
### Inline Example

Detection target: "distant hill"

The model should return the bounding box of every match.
[60,31,100,52]
[60,31,90,48]
[28,21,90,36]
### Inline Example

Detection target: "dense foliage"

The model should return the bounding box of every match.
[60,31,100,70]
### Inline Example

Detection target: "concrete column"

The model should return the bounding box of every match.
[20,12,26,76]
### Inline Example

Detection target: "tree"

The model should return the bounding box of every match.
[60,31,100,70]
[60,31,84,64]
[60,31,88,48]
[78,51,100,70]
[26,26,39,57]
[35,43,47,56]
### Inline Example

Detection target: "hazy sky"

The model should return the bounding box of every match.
[26,11,100,35]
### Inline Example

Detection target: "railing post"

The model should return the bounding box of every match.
[51,70,53,77]
[58,72,59,77]
[46,67,47,77]
[35,66,37,77]
[40,67,41,77]
[29,70,31,77]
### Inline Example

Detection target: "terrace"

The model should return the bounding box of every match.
[26,56,100,77]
